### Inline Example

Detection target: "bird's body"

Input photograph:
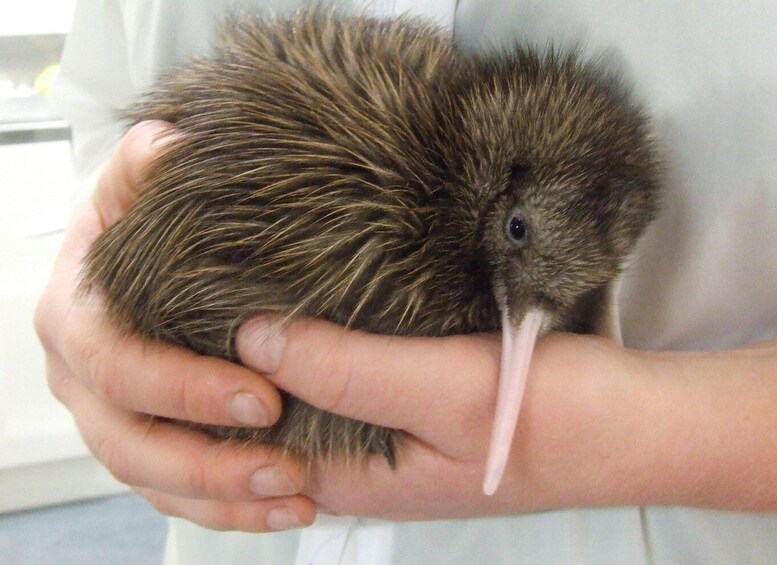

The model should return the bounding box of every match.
[84,11,659,482]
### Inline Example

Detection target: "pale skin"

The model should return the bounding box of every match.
[34,121,777,533]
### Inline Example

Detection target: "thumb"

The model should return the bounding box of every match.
[92,120,177,229]
[235,315,500,444]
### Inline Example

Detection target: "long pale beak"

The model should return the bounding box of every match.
[482,308,545,495]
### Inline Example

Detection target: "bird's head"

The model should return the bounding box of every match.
[444,48,660,493]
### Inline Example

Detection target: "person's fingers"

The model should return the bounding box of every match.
[135,487,316,533]
[92,120,178,229]
[58,297,283,427]
[33,119,317,530]
[55,364,304,501]
[33,121,283,429]
[236,315,501,449]
[37,260,283,428]
[303,439,492,520]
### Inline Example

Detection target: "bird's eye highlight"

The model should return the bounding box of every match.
[506,211,528,246]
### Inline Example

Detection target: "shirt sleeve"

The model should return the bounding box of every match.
[54,0,135,187]
[53,0,224,206]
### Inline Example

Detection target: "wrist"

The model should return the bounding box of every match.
[502,338,777,513]
[634,344,777,510]
[494,334,645,511]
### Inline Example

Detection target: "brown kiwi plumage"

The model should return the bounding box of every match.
[83,10,659,466]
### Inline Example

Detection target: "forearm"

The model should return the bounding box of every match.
[511,335,777,512]
[637,341,777,510]
[234,314,777,520]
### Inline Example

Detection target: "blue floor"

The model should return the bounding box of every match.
[0,493,168,565]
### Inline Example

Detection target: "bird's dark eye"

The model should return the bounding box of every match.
[506,211,529,246]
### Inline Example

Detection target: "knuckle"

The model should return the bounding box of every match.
[44,359,72,404]
[85,345,124,403]
[211,504,243,531]
[314,342,358,416]
[152,346,207,423]
[93,434,134,486]
[185,454,214,498]
[56,319,110,395]
[44,325,99,405]
[168,369,193,422]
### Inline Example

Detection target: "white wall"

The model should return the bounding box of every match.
[0,139,127,513]
[0,1,127,513]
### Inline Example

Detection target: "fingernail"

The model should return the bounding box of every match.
[143,120,178,148]
[239,315,286,374]
[266,507,304,531]
[229,392,270,427]
[250,465,297,497]
[127,119,176,151]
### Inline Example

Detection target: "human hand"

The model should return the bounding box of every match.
[237,313,777,518]
[236,315,649,520]
[34,121,317,532]
[36,120,777,531]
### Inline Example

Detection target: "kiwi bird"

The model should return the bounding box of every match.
[83,11,659,495]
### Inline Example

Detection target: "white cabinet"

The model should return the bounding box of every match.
[0,2,76,36]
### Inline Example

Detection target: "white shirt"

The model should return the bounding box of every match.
[57,1,777,563]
